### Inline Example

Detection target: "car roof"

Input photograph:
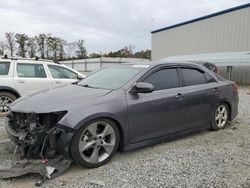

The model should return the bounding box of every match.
[120,61,205,68]
[0,57,58,65]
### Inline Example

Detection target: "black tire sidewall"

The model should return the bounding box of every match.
[70,118,120,168]
[211,103,229,131]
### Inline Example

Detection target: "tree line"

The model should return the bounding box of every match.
[0,32,87,60]
[0,32,151,60]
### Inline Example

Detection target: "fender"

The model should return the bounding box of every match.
[0,86,21,98]
[74,112,126,131]
[58,112,128,157]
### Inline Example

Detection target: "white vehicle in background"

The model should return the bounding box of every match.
[0,57,85,116]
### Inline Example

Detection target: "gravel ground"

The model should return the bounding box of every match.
[0,88,249,188]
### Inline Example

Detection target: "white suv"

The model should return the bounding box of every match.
[0,57,85,116]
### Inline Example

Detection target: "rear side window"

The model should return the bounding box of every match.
[143,68,179,91]
[181,68,206,86]
[48,65,77,79]
[205,72,216,83]
[17,63,47,78]
[0,62,10,75]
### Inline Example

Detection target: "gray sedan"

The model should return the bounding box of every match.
[6,62,238,168]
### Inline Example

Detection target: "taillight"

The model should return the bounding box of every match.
[232,83,238,93]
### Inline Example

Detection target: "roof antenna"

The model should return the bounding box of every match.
[3,54,8,59]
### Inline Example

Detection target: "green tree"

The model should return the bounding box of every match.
[89,53,101,58]
[35,34,47,59]
[27,37,37,58]
[76,39,87,58]
[5,32,15,57]
[0,41,4,56]
[15,33,29,57]
[134,49,151,59]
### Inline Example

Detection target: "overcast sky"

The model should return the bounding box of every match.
[0,0,249,54]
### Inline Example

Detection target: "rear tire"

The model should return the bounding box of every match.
[70,118,120,168]
[0,92,16,117]
[210,103,229,131]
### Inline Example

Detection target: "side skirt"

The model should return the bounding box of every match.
[124,125,208,152]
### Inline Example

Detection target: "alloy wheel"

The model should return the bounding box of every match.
[215,104,228,128]
[0,96,13,115]
[78,121,116,164]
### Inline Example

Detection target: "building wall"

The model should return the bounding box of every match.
[152,6,250,60]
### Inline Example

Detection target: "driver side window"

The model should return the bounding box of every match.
[143,68,179,91]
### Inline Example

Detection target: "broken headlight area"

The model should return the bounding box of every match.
[7,111,67,159]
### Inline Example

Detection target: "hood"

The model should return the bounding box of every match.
[10,85,111,113]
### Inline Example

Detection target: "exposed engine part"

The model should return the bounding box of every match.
[1,111,71,186]
[7,112,66,159]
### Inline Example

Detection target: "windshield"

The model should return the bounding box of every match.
[78,67,140,90]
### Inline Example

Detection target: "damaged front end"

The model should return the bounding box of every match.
[6,111,67,159]
[1,111,73,186]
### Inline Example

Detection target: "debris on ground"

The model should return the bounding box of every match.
[0,155,72,186]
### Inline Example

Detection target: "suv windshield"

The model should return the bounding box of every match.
[78,67,140,90]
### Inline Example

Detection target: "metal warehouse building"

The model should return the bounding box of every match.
[151,3,250,60]
[151,3,250,84]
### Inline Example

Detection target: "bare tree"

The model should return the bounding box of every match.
[65,42,77,58]
[5,32,15,56]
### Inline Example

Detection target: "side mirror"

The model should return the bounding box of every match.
[131,82,154,93]
[77,74,84,80]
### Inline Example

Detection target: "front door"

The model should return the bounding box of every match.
[126,67,185,143]
[47,64,78,87]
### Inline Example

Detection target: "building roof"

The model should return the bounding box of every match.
[161,51,250,66]
[151,3,250,34]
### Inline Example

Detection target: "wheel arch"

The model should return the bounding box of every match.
[218,99,232,120]
[73,113,126,151]
[0,86,21,98]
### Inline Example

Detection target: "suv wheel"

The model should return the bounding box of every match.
[70,118,120,168]
[0,92,16,117]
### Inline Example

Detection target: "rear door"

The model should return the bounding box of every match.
[14,63,53,96]
[126,66,186,143]
[179,66,220,129]
[46,64,79,87]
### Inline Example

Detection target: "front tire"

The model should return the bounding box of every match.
[211,103,229,131]
[0,92,16,117]
[70,118,120,168]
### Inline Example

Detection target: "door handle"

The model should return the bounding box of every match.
[18,80,25,83]
[55,81,61,84]
[176,93,183,99]
[212,87,218,92]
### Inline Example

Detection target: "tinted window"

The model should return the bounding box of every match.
[78,67,139,90]
[143,68,179,90]
[205,72,216,83]
[48,65,77,79]
[0,62,10,75]
[17,63,46,78]
[181,68,206,86]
